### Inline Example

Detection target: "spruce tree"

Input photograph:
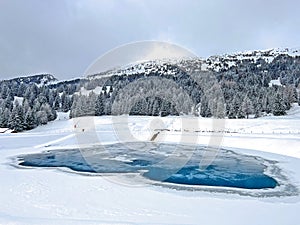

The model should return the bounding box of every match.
[36,110,48,125]
[1,108,10,128]
[200,95,212,117]
[53,95,61,110]
[8,101,25,132]
[160,99,171,117]
[272,92,286,116]
[61,92,71,112]
[241,96,254,119]
[151,98,160,116]
[0,108,6,127]
[86,92,97,115]
[95,93,105,116]
[24,108,36,130]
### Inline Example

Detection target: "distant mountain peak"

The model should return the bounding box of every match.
[2,74,57,85]
[86,47,300,78]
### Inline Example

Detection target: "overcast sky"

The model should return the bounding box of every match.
[0,0,300,80]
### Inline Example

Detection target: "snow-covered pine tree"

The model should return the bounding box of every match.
[41,103,56,121]
[241,96,254,119]
[200,95,212,117]
[36,110,48,125]
[253,97,263,118]
[86,91,97,116]
[24,108,36,130]
[151,98,160,116]
[8,101,25,132]
[272,92,286,116]
[0,108,10,128]
[160,99,171,117]
[61,92,71,112]
[95,93,105,116]
[53,95,61,110]
[0,84,8,99]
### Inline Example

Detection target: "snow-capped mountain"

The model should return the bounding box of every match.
[203,48,300,72]
[2,74,58,86]
[86,47,300,80]
[2,48,299,87]
[87,58,188,80]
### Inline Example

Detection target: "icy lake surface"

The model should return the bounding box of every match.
[17,142,279,189]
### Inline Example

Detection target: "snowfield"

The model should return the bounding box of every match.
[0,105,300,225]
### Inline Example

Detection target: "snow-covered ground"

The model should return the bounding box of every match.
[0,104,300,225]
[269,77,282,87]
[0,128,12,134]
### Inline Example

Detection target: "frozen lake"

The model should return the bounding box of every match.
[18,142,278,190]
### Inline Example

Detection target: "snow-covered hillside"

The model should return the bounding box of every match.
[202,48,300,72]
[87,47,300,79]
[2,74,58,86]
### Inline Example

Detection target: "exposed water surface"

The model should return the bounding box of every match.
[17,142,278,189]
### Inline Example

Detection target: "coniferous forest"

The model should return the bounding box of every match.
[1,52,300,132]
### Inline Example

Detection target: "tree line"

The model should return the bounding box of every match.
[1,53,300,132]
[0,82,73,132]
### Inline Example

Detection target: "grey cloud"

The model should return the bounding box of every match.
[0,0,300,80]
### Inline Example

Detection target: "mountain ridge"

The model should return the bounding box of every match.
[1,73,57,85]
[1,47,300,84]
